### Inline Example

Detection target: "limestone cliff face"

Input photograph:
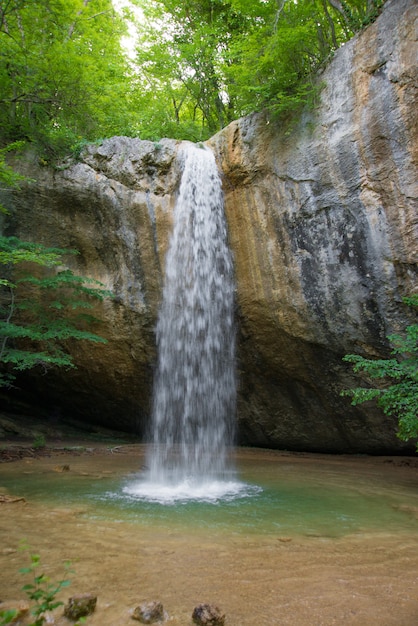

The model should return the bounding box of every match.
[2,138,184,431]
[207,0,418,452]
[1,0,417,451]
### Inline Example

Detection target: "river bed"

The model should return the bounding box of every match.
[1,445,418,625]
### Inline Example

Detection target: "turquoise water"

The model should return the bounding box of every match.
[1,451,417,538]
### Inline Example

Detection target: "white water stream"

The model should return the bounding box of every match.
[126,143,241,502]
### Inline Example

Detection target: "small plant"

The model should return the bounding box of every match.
[19,547,72,625]
[32,434,46,449]
[0,547,87,626]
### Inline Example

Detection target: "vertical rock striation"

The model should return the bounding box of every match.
[1,0,416,451]
[208,0,417,451]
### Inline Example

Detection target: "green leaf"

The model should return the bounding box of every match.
[0,235,111,384]
[0,609,19,625]
[342,295,418,448]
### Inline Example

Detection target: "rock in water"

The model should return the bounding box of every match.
[63,593,97,620]
[132,600,166,623]
[192,603,226,625]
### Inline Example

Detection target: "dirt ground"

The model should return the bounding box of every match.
[1,438,418,626]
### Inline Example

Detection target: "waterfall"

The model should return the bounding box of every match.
[147,143,236,488]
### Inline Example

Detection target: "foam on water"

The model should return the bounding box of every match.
[122,477,261,505]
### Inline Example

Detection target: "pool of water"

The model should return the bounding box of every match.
[2,448,418,626]
[1,449,417,538]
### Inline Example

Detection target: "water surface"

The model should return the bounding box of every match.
[1,447,417,539]
[1,447,418,626]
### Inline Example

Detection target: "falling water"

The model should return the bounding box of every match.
[135,143,238,500]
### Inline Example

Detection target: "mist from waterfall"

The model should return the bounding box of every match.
[139,143,237,499]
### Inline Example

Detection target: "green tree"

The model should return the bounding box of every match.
[0,236,112,388]
[0,0,386,148]
[0,0,133,155]
[132,0,246,139]
[0,141,28,213]
[225,0,385,118]
[132,0,386,138]
[342,295,418,447]
[0,142,112,387]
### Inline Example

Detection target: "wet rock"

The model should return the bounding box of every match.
[207,0,418,454]
[63,593,97,620]
[192,603,226,625]
[53,465,70,472]
[132,600,166,623]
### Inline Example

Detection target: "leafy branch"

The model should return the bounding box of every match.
[19,552,72,626]
[0,544,87,626]
[342,295,418,447]
[0,236,112,387]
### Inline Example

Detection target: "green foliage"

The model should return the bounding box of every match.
[32,433,46,449]
[0,145,112,387]
[132,0,386,137]
[0,545,88,626]
[0,609,18,625]
[0,0,134,156]
[0,141,29,213]
[0,236,71,274]
[342,295,418,447]
[0,235,112,387]
[0,0,387,148]
[19,550,72,626]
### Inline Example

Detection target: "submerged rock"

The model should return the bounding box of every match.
[0,494,26,503]
[53,465,70,472]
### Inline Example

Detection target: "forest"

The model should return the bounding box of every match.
[0,0,385,157]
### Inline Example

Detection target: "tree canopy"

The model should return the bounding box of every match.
[0,0,133,156]
[129,0,385,139]
[0,0,385,150]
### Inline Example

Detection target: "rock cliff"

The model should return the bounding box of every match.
[1,0,417,452]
